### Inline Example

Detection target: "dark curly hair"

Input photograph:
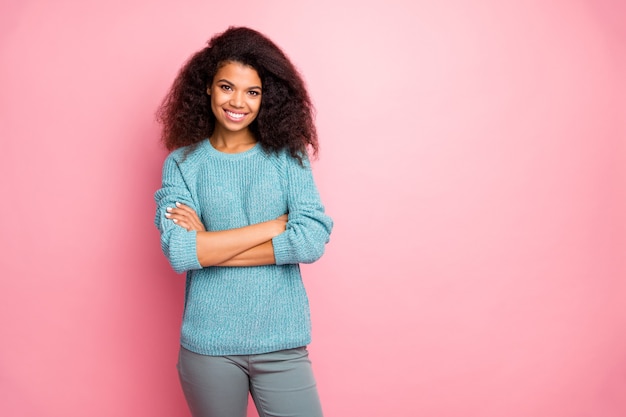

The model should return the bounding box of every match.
[156,27,318,162]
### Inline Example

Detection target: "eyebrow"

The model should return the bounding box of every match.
[216,79,262,90]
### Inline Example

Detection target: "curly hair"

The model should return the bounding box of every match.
[156,27,318,162]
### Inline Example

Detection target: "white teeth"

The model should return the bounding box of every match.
[226,110,245,119]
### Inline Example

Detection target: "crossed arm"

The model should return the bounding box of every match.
[156,152,332,272]
[164,202,286,267]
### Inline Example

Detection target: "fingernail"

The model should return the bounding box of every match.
[173,219,178,223]
[166,207,172,212]
[175,202,181,207]
[165,213,171,218]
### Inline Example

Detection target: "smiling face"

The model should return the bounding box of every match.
[208,61,262,137]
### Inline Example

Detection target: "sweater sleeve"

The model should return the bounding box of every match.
[271,156,333,265]
[154,154,203,273]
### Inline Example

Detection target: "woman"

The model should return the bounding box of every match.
[154,27,333,417]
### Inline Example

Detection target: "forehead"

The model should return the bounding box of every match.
[214,61,261,86]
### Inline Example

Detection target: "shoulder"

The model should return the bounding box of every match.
[163,142,209,174]
[261,148,311,173]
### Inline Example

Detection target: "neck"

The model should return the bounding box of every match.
[210,128,257,154]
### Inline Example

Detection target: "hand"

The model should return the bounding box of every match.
[165,202,206,232]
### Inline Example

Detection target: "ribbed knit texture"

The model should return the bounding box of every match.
[154,140,333,355]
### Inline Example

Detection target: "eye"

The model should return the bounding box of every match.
[219,84,232,92]
[248,90,261,97]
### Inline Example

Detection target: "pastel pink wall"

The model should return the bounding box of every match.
[1,1,624,416]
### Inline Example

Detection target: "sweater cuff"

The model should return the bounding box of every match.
[271,233,295,266]
[169,230,202,272]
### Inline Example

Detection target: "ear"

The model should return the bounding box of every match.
[206,86,211,95]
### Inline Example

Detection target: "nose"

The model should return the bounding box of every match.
[229,91,245,108]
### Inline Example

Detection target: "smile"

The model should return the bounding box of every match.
[225,110,246,121]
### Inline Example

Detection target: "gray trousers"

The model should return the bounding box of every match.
[177,346,324,417]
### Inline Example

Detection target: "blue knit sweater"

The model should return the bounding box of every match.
[154,140,333,355]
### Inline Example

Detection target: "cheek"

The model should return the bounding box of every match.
[251,99,262,114]
[210,94,224,113]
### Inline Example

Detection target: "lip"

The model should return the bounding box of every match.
[223,109,248,122]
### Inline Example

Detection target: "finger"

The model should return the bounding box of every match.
[165,211,203,232]
[166,205,205,231]
[170,218,190,230]
[174,203,205,231]
[175,202,199,217]
[166,206,194,220]
[165,210,192,227]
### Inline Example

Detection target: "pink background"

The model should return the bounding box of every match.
[1,0,625,416]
